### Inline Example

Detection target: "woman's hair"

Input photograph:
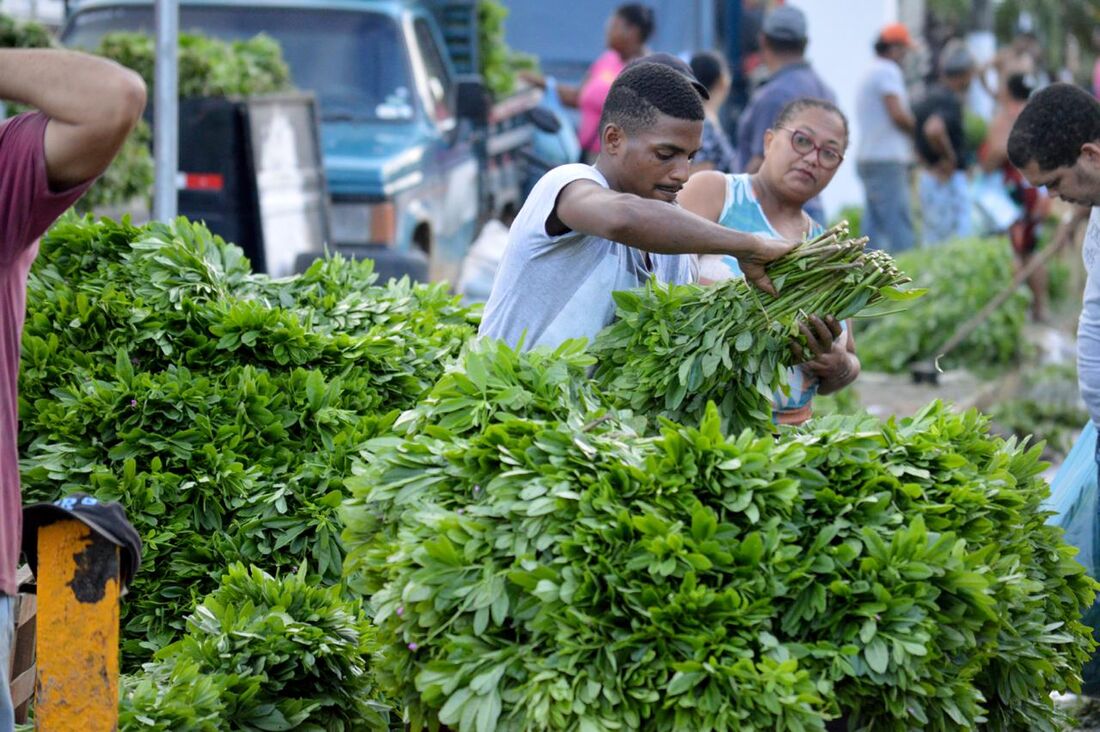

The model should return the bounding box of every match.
[689,51,727,93]
[774,97,850,148]
[1006,72,1037,102]
[615,4,656,43]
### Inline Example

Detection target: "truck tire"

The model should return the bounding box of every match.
[293,246,430,283]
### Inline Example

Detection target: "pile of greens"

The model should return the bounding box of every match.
[94,32,291,99]
[591,224,915,433]
[72,31,293,215]
[858,237,1030,373]
[119,563,389,731]
[987,363,1088,460]
[343,334,1097,731]
[20,215,478,665]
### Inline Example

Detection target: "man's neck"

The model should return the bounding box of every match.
[767,55,805,74]
[594,156,622,192]
[752,173,804,223]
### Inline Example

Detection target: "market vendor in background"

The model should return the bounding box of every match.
[979,72,1050,321]
[734,4,835,225]
[479,61,794,351]
[679,97,859,425]
[1008,83,1100,472]
[912,40,975,245]
[689,50,736,174]
[520,4,654,160]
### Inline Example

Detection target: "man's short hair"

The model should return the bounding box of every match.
[1008,82,1100,171]
[599,61,705,138]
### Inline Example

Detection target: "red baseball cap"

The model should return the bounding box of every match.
[879,23,915,48]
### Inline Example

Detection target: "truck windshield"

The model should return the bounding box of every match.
[64,6,415,122]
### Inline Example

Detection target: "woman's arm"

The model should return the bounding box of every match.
[519,71,582,108]
[677,170,727,224]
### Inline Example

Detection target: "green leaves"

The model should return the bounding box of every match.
[119,564,390,731]
[591,224,915,433]
[858,237,1029,372]
[20,216,479,666]
[343,356,1098,732]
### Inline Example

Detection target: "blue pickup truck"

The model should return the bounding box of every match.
[61,0,542,282]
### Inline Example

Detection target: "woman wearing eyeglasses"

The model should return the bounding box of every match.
[679,97,860,425]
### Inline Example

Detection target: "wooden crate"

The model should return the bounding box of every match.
[10,564,36,723]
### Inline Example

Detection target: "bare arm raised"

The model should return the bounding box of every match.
[552,177,795,294]
[0,49,146,190]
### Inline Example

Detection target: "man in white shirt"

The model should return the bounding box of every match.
[855,23,916,253]
[1008,83,1100,475]
[480,62,793,350]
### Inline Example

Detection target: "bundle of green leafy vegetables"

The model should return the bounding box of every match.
[343,335,1097,731]
[71,31,293,215]
[19,215,479,666]
[591,223,917,433]
[118,563,390,731]
[857,236,1030,373]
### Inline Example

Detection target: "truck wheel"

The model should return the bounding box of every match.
[413,224,431,255]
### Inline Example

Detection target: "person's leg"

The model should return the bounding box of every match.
[952,170,972,239]
[858,161,891,249]
[0,595,14,732]
[887,162,916,253]
[918,169,950,245]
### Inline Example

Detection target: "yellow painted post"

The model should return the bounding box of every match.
[35,519,120,732]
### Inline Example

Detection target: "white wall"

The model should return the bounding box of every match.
[793,0,898,219]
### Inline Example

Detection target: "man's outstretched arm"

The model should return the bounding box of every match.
[0,49,146,190]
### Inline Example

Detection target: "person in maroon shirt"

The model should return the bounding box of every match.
[0,49,145,726]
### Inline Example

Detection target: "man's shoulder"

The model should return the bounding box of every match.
[761,64,834,104]
[537,163,608,191]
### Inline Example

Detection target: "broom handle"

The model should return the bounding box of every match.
[934,219,1078,361]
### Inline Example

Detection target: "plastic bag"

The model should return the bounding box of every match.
[1046,420,1100,694]
[971,171,1022,235]
[530,77,581,169]
[457,219,510,304]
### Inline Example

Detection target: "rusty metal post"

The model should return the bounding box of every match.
[35,519,120,731]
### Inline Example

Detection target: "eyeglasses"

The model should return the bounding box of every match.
[776,126,845,170]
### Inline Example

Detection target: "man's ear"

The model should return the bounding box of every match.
[1082,141,1100,168]
[602,123,625,155]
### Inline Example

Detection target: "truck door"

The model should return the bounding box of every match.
[408,15,480,284]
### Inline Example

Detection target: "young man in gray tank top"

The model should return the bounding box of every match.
[480,61,794,350]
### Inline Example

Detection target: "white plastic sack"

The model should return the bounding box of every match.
[1046,420,1098,574]
[457,219,511,304]
[971,171,1022,235]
